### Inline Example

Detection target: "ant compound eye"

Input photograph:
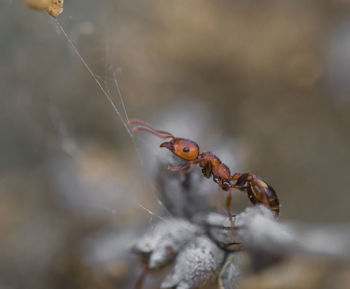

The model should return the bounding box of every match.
[183,147,190,153]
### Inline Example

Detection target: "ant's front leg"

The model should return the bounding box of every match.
[167,162,192,172]
[167,158,204,172]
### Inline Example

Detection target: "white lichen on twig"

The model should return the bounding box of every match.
[132,204,350,289]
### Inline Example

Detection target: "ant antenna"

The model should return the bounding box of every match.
[129,120,175,140]
[132,126,175,140]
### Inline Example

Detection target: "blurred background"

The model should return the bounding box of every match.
[1,0,350,288]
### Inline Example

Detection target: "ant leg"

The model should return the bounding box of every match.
[231,183,259,206]
[167,158,204,171]
[246,173,270,208]
[225,190,235,236]
[169,163,194,176]
[202,161,212,178]
[168,162,193,171]
[134,266,149,289]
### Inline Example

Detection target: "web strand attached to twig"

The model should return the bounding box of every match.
[51,16,172,221]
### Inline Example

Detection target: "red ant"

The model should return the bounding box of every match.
[129,119,280,234]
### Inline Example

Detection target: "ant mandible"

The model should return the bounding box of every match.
[129,119,280,234]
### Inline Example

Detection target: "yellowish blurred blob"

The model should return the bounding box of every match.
[25,0,63,17]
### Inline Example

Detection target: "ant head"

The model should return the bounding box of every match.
[160,138,200,161]
[128,120,200,160]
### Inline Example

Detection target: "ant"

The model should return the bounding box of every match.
[129,119,280,234]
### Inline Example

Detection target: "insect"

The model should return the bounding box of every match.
[25,0,64,17]
[129,119,280,234]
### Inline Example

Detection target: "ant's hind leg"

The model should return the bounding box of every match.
[247,173,270,208]
[134,266,149,289]
[225,191,235,236]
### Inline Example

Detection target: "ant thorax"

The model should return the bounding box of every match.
[199,152,231,183]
